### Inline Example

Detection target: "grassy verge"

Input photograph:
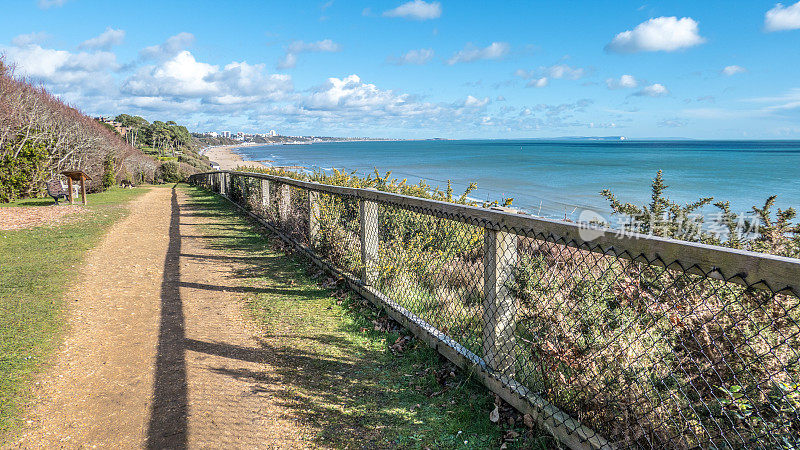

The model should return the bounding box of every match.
[183,185,553,449]
[0,187,149,440]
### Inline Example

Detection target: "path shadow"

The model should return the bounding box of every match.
[179,252,276,262]
[147,187,188,449]
[178,280,328,298]
[176,188,425,448]
[184,335,411,449]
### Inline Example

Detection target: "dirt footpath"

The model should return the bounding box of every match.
[11,186,310,449]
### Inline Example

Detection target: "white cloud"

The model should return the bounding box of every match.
[606,74,638,89]
[746,88,800,111]
[1,43,117,90]
[278,39,341,69]
[123,51,217,97]
[209,61,293,101]
[287,39,341,53]
[765,1,800,31]
[11,32,49,47]
[389,48,434,65]
[515,64,586,87]
[122,51,293,104]
[304,74,405,110]
[38,0,67,9]
[463,95,490,108]
[140,32,195,60]
[722,65,746,76]
[447,42,509,65]
[518,64,584,83]
[606,17,706,53]
[527,77,548,88]
[80,28,125,50]
[383,0,442,20]
[543,64,586,80]
[634,83,669,97]
[533,99,593,116]
[277,53,297,70]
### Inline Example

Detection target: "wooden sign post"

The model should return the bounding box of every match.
[61,170,92,205]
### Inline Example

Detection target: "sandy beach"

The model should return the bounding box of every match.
[202,143,268,170]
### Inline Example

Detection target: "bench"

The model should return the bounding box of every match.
[46,179,68,204]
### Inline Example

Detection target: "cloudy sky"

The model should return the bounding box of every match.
[2,0,800,138]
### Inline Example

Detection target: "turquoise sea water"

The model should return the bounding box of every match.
[236,140,800,221]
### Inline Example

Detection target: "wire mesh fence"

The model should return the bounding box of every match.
[191,171,800,450]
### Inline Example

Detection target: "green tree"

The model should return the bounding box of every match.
[101,156,116,190]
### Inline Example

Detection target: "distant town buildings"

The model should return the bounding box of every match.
[193,130,386,145]
[95,116,128,137]
[195,129,299,143]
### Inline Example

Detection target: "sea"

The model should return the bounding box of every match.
[235,140,800,223]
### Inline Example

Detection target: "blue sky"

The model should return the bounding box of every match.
[2,0,800,138]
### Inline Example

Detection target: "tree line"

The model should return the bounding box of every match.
[113,114,192,156]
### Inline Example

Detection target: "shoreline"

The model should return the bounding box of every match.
[199,139,406,171]
[201,143,269,170]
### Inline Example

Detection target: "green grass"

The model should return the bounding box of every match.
[183,185,554,449]
[0,187,149,441]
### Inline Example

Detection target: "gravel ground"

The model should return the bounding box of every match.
[0,205,86,230]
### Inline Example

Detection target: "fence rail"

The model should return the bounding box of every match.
[190,170,800,449]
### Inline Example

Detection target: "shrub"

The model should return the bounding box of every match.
[156,161,183,183]
[0,138,49,202]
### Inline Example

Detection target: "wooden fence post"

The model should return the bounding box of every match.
[261,178,270,210]
[359,197,379,285]
[308,190,320,245]
[278,183,290,226]
[482,225,518,376]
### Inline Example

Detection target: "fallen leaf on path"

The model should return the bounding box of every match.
[489,405,500,423]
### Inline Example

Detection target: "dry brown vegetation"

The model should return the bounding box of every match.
[0,58,156,201]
